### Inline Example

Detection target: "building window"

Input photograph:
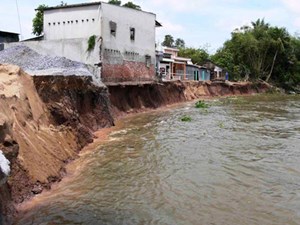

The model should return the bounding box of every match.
[109,21,117,37]
[58,22,60,25]
[92,18,95,22]
[48,23,51,26]
[145,55,151,68]
[76,20,78,23]
[82,19,84,22]
[63,21,65,24]
[130,27,135,41]
[53,22,56,25]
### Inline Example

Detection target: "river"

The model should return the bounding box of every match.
[15,94,300,225]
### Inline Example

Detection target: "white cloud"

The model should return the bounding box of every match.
[281,0,300,13]
[136,0,211,13]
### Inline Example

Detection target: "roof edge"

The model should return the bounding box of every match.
[41,2,101,11]
[41,1,156,16]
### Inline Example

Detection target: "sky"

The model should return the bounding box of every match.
[1,0,300,53]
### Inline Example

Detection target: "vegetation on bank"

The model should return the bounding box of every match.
[181,115,192,122]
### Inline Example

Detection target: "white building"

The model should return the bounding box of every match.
[42,2,160,83]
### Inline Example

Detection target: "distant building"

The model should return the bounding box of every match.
[42,2,160,83]
[186,65,210,81]
[156,46,210,81]
[0,31,19,43]
[157,46,192,80]
[203,60,226,80]
[0,31,19,50]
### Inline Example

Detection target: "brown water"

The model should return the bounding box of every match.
[15,95,300,225]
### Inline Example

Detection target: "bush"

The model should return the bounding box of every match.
[181,115,192,122]
[87,35,96,52]
[195,100,209,108]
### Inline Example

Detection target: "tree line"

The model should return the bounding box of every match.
[161,34,209,65]
[162,19,300,89]
[211,19,300,89]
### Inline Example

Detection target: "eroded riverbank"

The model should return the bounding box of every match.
[0,64,270,224]
[14,94,300,225]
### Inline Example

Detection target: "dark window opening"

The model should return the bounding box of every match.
[109,21,117,37]
[92,18,95,22]
[86,19,89,22]
[145,55,151,68]
[53,22,56,25]
[48,23,51,26]
[130,27,135,41]
[63,21,65,24]
[76,20,78,23]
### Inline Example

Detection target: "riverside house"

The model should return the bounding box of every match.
[157,46,210,81]
[157,46,192,80]
[203,60,226,80]
[42,2,161,84]
[4,2,161,84]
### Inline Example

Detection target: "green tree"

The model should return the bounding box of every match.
[123,1,141,10]
[162,35,174,47]
[108,0,122,6]
[175,38,185,48]
[60,1,67,6]
[212,18,300,87]
[32,4,48,36]
[178,47,209,65]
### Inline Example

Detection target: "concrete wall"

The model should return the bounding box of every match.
[100,3,156,82]
[44,5,101,40]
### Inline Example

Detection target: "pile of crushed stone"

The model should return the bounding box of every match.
[0,45,94,76]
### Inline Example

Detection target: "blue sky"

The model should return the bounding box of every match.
[1,0,300,53]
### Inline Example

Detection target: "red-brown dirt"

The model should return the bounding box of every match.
[0,64,113,224]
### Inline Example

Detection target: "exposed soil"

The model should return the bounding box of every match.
[108,80,270,118]
[0,64,113,224]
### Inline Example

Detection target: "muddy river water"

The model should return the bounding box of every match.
[15,94,300,225]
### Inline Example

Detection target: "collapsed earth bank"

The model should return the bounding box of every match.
[0,64,114,224]
[0,64,270,224]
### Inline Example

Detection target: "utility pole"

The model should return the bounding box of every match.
[15,0,23,40]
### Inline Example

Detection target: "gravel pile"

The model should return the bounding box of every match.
[0,45,93,76]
